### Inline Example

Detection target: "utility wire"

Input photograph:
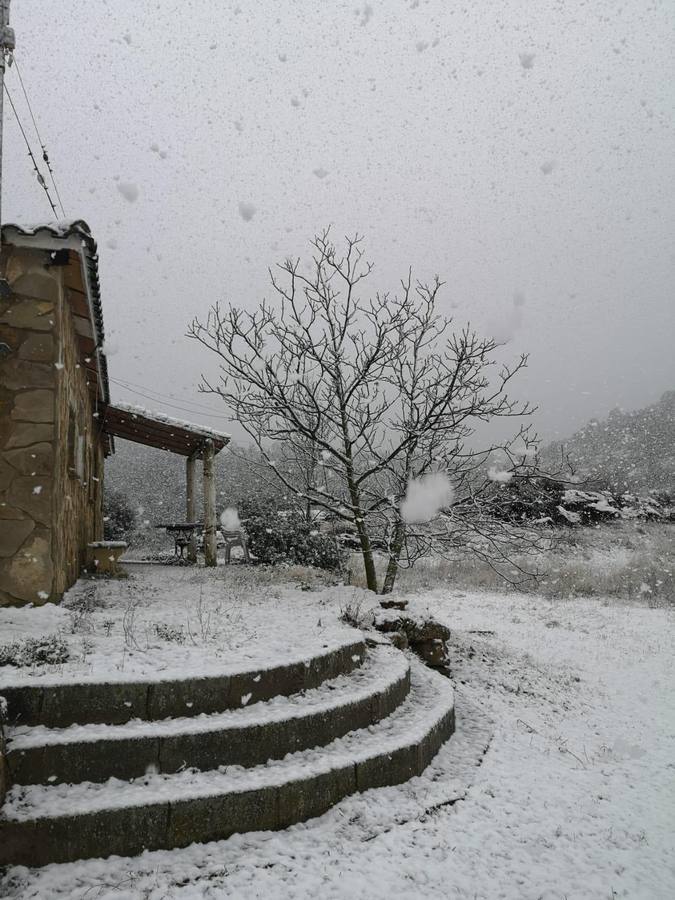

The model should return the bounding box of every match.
[11,55,66,217]
[109,374,227,414]
[111,389,230,422]
[109,374,223,413]
[4,82,57,217]
[108,376,230,421]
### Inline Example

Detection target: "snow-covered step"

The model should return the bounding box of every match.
[6,646,410,786]
[0,659,455,867]
[0,637,366,728]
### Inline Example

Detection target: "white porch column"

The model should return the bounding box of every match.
[203,440,217,567]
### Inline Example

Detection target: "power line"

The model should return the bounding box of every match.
[3,81,57,216]
[111,387,230,421]
[109,375,227,415]
[11,54,66,217]
[109,374,222,412]
[108,376,230,421]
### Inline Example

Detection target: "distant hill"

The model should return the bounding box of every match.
[543,390,675,495]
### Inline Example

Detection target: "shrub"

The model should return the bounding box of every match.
[236,497,344,570]
[339,601,374,629]
[103,489,136,541]
[0,635,70,667]
[63,585,104,633]
[154,623,186,644]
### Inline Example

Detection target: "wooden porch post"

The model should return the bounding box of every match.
[203,440,217,567]
[186,452,198,563]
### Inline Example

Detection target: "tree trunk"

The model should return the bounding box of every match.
[345,478,379,593]
[355,520,379,593]
[338,394,379,592]
[381,555,399,594]
[381,520,405,594]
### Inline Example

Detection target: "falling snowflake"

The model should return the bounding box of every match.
[117,182,139,203]
[238,201,257,222]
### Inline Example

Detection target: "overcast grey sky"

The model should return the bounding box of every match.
[4,0,674,443]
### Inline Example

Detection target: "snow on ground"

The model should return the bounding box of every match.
[0,566,359,687]
[2,576,674,899]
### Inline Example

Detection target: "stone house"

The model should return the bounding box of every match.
[0,221,228,607]
[0,222,110,606]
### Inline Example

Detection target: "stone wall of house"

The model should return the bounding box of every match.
[0,246,59,606]
[0,245,104,607]
[51,265,104,597]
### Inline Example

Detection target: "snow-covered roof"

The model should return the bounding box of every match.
[103,402,230,457]
[1,219,94,241]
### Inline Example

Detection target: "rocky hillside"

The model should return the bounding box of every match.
[543,390,675,495]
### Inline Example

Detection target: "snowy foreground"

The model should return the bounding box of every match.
[1,569,674,899]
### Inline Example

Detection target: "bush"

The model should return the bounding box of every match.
[63,585,104,633]
[340,601,375,629]
[154,623,186,644]
[236,497,344,570]
[103,490,136,541]
[0,635,70,667]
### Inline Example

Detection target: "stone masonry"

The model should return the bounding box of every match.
[0,244,104,606]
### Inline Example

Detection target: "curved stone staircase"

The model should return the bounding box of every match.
[0,635,455,867]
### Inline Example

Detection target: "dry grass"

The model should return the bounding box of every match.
[350,524,675,605]
[535,525,674,605]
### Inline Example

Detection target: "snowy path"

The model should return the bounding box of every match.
[2,590,674,899]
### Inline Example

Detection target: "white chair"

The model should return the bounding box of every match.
[222,530,250,564]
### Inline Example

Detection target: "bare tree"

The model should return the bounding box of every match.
[189,229,542,593]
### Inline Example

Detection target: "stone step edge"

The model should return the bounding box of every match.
[0,662,455,867]
[0,637,367,729]
[8,645,407,749]
[6,648,411,786]
[6,659,447,819]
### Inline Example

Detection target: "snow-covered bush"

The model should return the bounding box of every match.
[238,498,343,570]
[153,623,186,644]
[339,601,375,630]
[62,585,104,633]
[0,635,70,667]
